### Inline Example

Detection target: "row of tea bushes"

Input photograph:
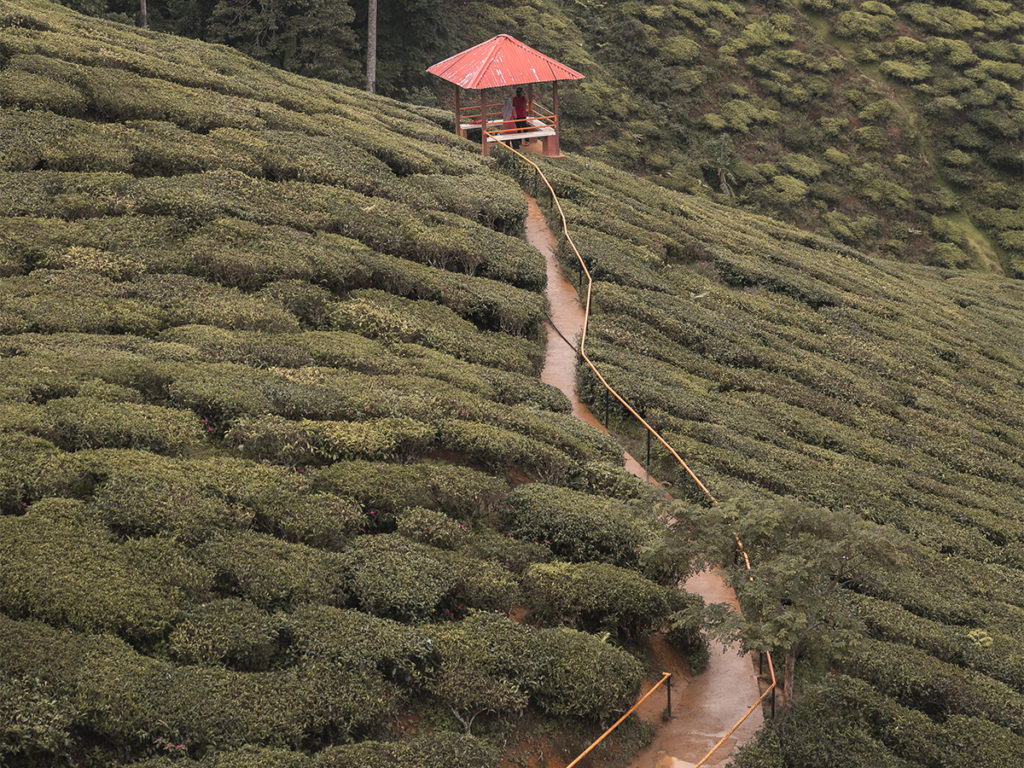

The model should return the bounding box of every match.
[132,732,495,768]
[733,673,1024,768]
[0,4,701,763]
[0,606,646,759]
[1,497,679,647]
[0,396,203,455]
[0,107,526,233]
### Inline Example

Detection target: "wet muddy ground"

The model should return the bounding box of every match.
[525,195,763,767]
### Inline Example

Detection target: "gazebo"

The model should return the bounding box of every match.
[426,34,584,157]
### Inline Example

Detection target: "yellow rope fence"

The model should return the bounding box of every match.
[490,137,778,767]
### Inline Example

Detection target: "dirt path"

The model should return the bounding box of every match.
[526,195,763,767]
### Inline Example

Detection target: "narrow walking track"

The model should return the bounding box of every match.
[526,195,763,767]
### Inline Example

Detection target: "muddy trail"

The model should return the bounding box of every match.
[526,195,764,767]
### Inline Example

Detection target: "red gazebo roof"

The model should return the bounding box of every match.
[426,34,584,90]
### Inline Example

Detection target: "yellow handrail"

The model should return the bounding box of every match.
[566,673,672,768]
[492,140,777,767]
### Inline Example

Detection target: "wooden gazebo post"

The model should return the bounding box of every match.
[454,87,463,137]
[550,81,560,158]
[480,89,489,156]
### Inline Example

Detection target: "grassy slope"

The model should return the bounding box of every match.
[0,2,677,766]
[504,150,1024,764]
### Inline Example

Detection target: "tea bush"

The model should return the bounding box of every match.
[524,560,675,638]
[286,603,433,685]
[435,419,575,481]
[197,531,348,609]
[226,414,436,465]
[168,599,284,671]
[396,506,470,549]
[312,459,508,520]
[532,627,645,720]
[331,290,541,373]
[341,534,456,621]
[503,483,656,567]
[0,510,209,644]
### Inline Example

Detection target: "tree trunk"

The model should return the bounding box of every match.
[366,0,377,94]
[780,650,796,710]
[138,0,147,28]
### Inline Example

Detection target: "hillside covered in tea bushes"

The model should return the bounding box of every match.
[500,151,1024,765]
[0,2,700,766]
[2,1,1024,767]
[58,0,1024,277]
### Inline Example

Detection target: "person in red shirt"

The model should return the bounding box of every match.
[512,87,528,148]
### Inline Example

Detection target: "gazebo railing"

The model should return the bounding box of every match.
[458,103,556,132]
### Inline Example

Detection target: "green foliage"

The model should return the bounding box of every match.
[422,612,540,733]
[197,531,347,609]
[226,413,436,466]
[524,560,675,638]
[503,483,654,566]
[332,290,541,373]
[532,627,645,720]
[397,506,470,549]
[169,599,283,671]
[342,534,517,619]
[206,0,360,85]
[316,732,498,768]
[0,675,74,762]
[0,509,209,644]
[312,459,508,520]
[342,534,457,621]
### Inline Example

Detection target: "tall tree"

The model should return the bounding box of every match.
[207,0,361,85]
[693,494,898,710]
[366,0,376,93]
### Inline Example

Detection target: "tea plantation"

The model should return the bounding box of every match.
[0,2,692,765]
[502,150,1024,765]
[1,1,1023,767]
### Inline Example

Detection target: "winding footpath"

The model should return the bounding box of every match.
[526,195,763,767]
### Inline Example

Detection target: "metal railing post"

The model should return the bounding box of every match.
[665,673,673,719]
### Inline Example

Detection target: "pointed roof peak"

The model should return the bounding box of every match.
[427,34,585,90]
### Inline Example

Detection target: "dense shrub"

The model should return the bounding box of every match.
[533,627,645,720]
[316,732,498,768]
[169,599,283,670]
[396,506,470,549]
[286,603,433,686]
[435,419,576,481]
[197,531,348,609]
[341,534,456,620]
[0,675,75,764]
[226,414,436,465]
[0,509,209,644]
[312,459,508,520]
[524,560,674,638]
[422,612,542,732]
[330,290,542,373]
[503,483,654,566]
